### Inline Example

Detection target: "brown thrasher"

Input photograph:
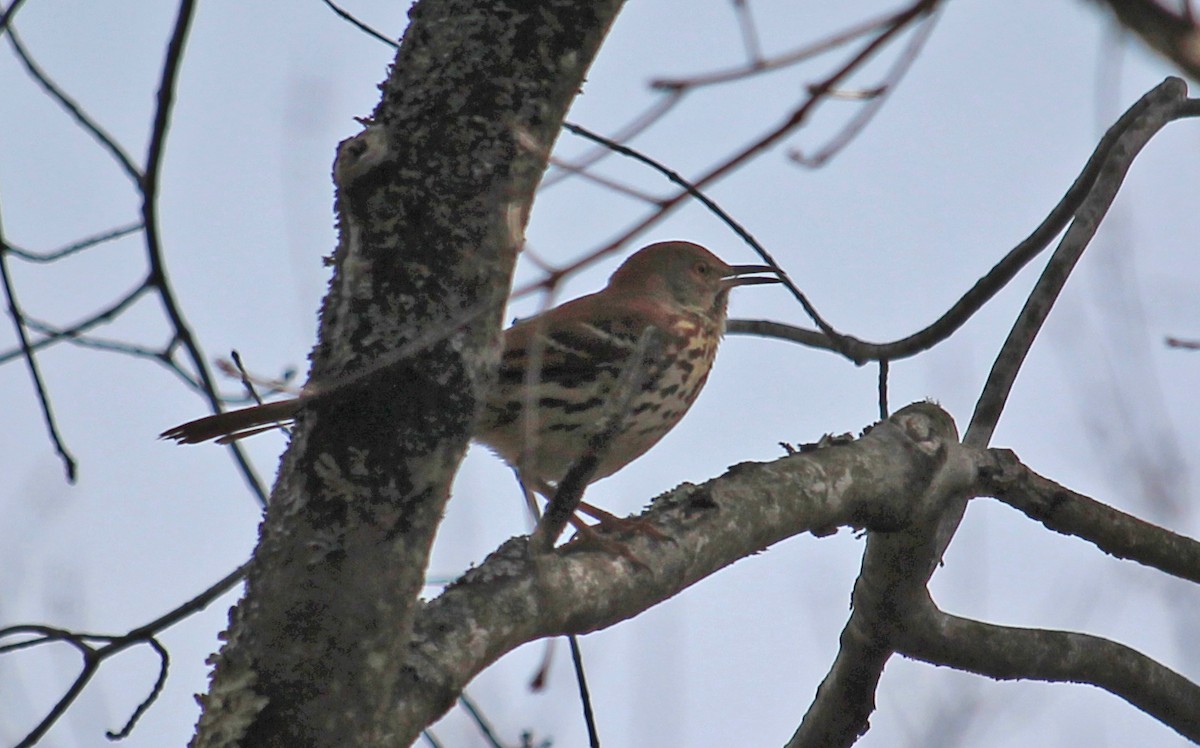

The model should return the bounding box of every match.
[161,241,778,526]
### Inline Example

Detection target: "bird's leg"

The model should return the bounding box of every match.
[522,477,648,567]
[563,514,651,571]
[576,501,670,541]
[533,476,669,541]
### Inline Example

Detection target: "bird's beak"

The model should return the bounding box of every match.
[723,264,782,288]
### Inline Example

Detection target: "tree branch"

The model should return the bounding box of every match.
[728,79,1200,367]
[788,404,972,747]
[979,448,1200,584]
[191,2,627,745]
[1094,0,1200,80]
[395,404,960,738]
[901,596,1200,741]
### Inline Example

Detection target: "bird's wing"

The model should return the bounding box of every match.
[498,294,671,389]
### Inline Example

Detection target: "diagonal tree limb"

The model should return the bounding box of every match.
[899,594,1200,741]
[979,448,1200,584]
[398,404,960,739]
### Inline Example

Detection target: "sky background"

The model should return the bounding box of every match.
[2,1,1198,746]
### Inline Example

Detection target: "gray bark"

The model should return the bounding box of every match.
[191,2,624,745]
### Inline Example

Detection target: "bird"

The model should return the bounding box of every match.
[161,241,779,531]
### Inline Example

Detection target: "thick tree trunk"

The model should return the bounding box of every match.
[191,2,624,746]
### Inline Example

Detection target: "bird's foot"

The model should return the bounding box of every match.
[577,502,670,541]
[563,521,650,571]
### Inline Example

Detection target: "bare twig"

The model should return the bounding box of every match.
[0,222,77,481]
[2,15,141,183]
[321,0,398,48]
[0,0,31,36]
[542,92,684,190]
[137,0,267,505]
[567,635,601,748]
[546,154,664,204]
[0,561,248,747]
[729,81,1200,369]
[1165,335,1200,349]
[651,4,922,91]
[877,359,889,419]
[545,123,859,359]
[18,319,201,390]
[457,692,508,748]
[789,7,940,168]
[521,0,937,334]
[730,0,764,65]
[3,221,143,263]
[0,281,152,365]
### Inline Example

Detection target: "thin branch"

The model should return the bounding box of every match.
[729,0,764,65]
[2,15,142,184]
[550,122,854,357]
[901,599,1200,741]
[728,80,1200,368]
[541,92,684,190]
[2,221,143,263]
[789,7,940,168]
[522,0,937,341]
[1,561,248,747]
[0,225,77,481]
[979,448,1200,583]
[0,0,30,36]
[138,0,267,506]
[651,4,920,90]
[567,635,601,748]
[420,729,446,748]
[1165,335,1200,349]
[0,280,153,365]
[545,154,664,204]
[966,79,1200,448]
[877,359,889,419]
[457,692,507,748]
[19,318,202,390]
[321,0,398,48]
[105,637,169,740]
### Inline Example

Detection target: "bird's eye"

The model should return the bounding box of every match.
[694,262,710,276]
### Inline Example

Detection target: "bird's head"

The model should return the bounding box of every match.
[608,241,780,315]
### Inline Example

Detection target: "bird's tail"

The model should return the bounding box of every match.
[160,399,302,444]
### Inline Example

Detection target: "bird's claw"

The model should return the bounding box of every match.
[563,523,651,571]
[577,502,672,542]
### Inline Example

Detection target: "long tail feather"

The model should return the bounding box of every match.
[160,399,302,444]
